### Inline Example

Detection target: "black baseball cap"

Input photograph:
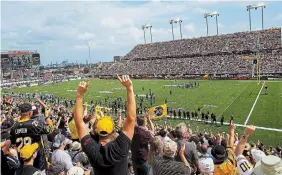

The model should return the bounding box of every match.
[211,145,228,163]
[18,103,32,113]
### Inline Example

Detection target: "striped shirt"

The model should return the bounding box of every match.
[152,156,191,175]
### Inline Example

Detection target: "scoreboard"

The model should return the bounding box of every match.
[1,50,40,69]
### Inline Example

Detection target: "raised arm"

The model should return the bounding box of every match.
[36,98,51,117]
[228,121,236,149]
[235,126,256,156]
[118,75,136,140]
[146,113,155,134]
[74,81,90,140]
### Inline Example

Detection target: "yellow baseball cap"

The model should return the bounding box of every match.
[20,143,39,160]
[96,116,114,136]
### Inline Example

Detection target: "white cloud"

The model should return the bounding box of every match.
[184,23,196,32]
[77,32,95,40]
[192,7,208,14]
[100,17,121,28]
[1,1,280,64]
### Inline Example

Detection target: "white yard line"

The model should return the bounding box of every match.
[171,118,282,132]
[218,82,251,117]
[244,81,265,125]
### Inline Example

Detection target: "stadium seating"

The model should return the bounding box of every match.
[92,28,282,76]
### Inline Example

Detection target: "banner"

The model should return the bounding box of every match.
[148,104,167,120]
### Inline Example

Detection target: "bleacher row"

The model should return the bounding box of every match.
[92,28,282,76]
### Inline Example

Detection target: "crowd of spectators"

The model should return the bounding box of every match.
[92,28,282,76]
[1,76,282,175]
[93,50,282,76]
[123,28,281,60]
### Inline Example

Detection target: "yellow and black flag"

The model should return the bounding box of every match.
[148,104,167,120]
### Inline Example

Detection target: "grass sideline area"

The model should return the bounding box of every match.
[5,79,282,146]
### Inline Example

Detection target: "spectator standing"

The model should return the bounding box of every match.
[174,123,199,173]
[152,139,191,175]
[131,114,154,175]
[51,133,73,171]
[15,143,41,175]
[74,75,136,175]
[10,103,54,170]
[212,121,237,175]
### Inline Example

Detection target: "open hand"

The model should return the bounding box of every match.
[117,75,132,90]
[244,125,256,137]
[77,81,90,96]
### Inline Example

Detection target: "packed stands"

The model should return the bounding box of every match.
[92,28,282,76]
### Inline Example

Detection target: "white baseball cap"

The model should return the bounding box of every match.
[251,149,266,163]
[67,166,84,175]
[198,157,214,174]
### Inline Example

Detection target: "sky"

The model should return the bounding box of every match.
[1,0,282,65]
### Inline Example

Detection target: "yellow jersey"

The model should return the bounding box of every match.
[214,148,239,175]
[68,120,79,140]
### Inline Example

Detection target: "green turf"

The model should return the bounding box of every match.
[5,79,282,146]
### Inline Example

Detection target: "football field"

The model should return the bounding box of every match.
[6,79,282,146]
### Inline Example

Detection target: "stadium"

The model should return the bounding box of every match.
[1,1,282,175]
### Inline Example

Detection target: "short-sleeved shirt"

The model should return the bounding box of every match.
[175,140,199,167]
[51,149,73,171]
[153,156,191,175]
[131,126,153,164]
[81,131,131,175]
[15,165,41,175]
[214,148,238,175]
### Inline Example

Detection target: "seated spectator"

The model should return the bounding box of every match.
[15,143,41,175]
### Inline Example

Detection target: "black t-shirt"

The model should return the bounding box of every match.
[81,131,131,175]
[15,165,41,175]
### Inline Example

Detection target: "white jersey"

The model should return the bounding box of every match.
[236,155,254,175]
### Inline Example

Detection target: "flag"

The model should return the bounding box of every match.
[203,74,209,80]
[148,104,167,120]
[83,102,90,107]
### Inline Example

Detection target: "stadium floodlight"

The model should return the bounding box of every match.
[86,41,91,67]
[169,18,183,40]
[141,25,147,44]
[142,24,153,43]
[247,3,266,31]
[145,24,153,43]
[174,18,183,39]
[204,11,219,36]
[169,19,175,40]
